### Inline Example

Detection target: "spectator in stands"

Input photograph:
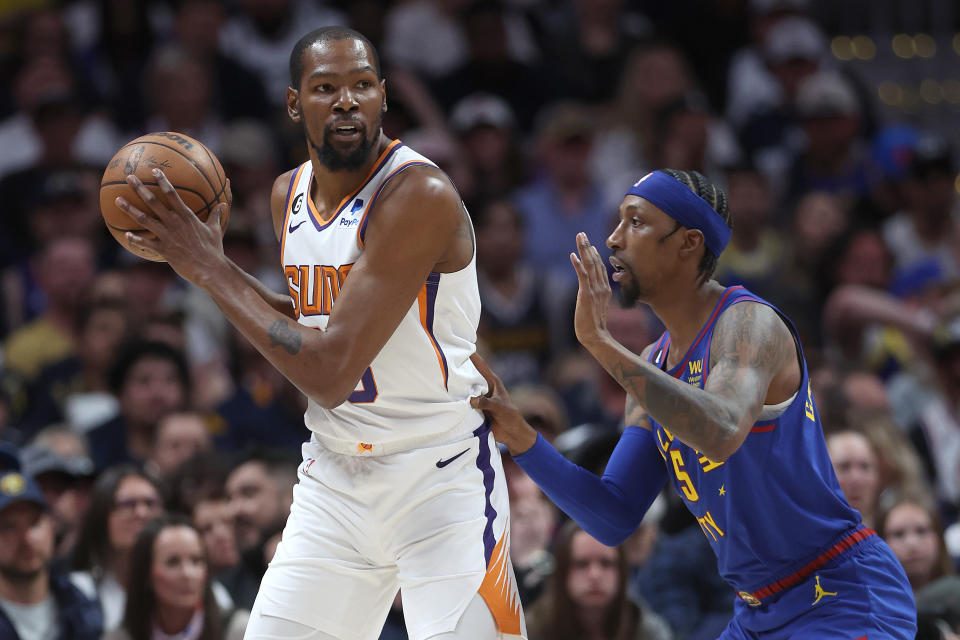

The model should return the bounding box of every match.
[2,236,96,384]
[20,442,94,561]
[503,458,557,607]
[476,199,561,386]
[106,515,248,640]
[193,491,239,577]
[220,449,298,609]
[0,469,102,640]
[86,341,190,472]
[19,297,128,437]
[70,466,165,633]
[526,521,667,640]
[877,491,954,593]
[882,136,960,278]
[826,429,881,528]
[145,411,212,481]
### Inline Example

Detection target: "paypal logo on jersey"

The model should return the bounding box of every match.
[340,198,363,227]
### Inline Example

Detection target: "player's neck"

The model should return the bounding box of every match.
[308,134,392,212]
[651,279,727,359]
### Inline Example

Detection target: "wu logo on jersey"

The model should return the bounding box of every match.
[688,359,703,375]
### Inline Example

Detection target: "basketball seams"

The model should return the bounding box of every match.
[126,139,219,201]
[197,141,226,189]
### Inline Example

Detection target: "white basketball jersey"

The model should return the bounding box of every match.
[280,140,487,454]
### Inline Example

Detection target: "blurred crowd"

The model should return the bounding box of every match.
[0,0,959,639]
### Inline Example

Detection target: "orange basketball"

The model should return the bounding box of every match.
[100,132,232,262]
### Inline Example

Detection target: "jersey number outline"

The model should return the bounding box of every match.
[349,367,378,403]
[670,450,700,502]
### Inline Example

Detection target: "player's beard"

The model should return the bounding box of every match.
[614,259,645,308]
[306,114,382,172]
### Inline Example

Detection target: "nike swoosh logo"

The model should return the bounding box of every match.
[436,448,470,468]
[288,220,306,233]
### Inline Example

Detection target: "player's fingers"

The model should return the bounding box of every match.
[578,233,607,286]
[208,203,228,231]
[570,252,587,280]
[470,352,501,397]
[125,231,162,254]
[115,196,163,233]
[126,174,167,215]
[151,169,187,214]
[588,244,608,287]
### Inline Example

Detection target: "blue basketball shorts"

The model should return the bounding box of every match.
[719,535,916,639]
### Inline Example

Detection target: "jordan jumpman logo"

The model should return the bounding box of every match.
[812,575,838,605]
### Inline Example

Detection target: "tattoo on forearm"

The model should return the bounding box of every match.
[606,302,790,456]
[268,319,302,354]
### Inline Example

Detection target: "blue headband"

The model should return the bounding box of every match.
[625,171,731,257]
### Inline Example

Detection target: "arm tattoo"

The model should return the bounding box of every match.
[268,319,302,355]
[603,302,791,458]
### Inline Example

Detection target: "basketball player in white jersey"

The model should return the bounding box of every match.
[115,26,525,640]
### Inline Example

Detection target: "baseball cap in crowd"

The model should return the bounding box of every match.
[450,93,517,133]
[908,134,955,180]
[795,70,859,118]
[763,16,826,64]
[0,470,47,513]
[20,445,94,481]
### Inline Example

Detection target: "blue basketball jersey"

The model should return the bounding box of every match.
[647,286,862,602]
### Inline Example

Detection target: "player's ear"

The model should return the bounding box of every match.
[286,86,301,122]
[380,79,387,113]
[679,229,705,258]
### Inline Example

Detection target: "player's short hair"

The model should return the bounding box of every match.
[289,26,382,90]
[661,168,732,285]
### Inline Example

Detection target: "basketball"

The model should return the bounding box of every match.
[100,132,232,262]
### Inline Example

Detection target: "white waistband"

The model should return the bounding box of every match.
[308,414,486,456]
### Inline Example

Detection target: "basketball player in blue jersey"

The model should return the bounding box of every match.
[114,26,525,640]
[473,169,917,638]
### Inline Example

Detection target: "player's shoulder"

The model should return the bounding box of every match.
[272,168,299,200]
[376,162,461,216]
[714,296,787,337]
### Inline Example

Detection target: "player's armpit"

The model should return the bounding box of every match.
[315,165,464,406]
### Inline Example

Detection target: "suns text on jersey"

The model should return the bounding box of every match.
[284,263,354,317]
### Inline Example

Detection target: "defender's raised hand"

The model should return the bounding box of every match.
[570,231,612,349]
[116,168,230,287]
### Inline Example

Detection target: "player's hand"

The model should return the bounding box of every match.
[116,169,230,287]
[470,353,538,456]
[570,231,612,350]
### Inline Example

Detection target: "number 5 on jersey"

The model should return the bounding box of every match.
[670,450,700,502]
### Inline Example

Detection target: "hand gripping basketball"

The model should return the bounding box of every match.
[116,168,231,287]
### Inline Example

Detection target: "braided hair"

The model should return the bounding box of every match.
[661,168,733,285]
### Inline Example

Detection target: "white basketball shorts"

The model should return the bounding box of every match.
[249,423,525,640]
